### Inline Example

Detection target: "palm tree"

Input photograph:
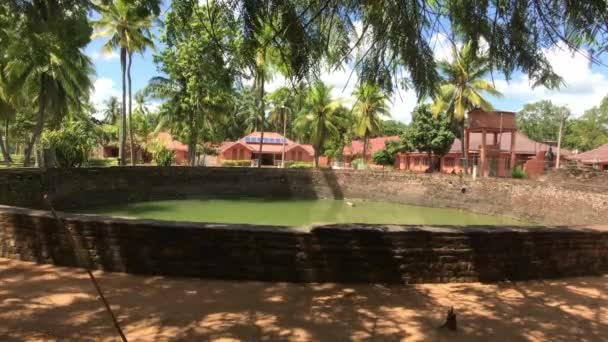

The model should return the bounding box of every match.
[352,83,391,163]
[102,96,121,125]
[294,81,344,168]
[5,1,93,167]
[92,0,154,165]
[236,87,263,134]
[431,41,502,168]
[126,23,154,165]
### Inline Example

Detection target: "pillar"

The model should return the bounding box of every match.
[510,131,517,172]
[464,128,470,173]
[481,129,487,177]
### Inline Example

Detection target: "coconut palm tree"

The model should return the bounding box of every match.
[431,41,502,167]
[293,81,344,168]
[102,96,121,125]
[236,87,263,134]
[92,0,155,165]
[5,1,93,167]
[352,83,391,163]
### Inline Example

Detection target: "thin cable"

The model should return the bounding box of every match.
[43,194,128,342]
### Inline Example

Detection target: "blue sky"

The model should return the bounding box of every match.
[87,4,608,123]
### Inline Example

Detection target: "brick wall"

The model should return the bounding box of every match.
[1,206,607,283]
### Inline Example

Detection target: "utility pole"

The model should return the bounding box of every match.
[280,106,291,168]
[555,109,567,169]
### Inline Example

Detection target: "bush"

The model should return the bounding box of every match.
[154,146,175,166]
[222,159,252,167]
[286,161,313,169]
[352,158,370,170]
[512,165,527,179]
[87,158,119,167]
[42,120,96,168]
[372,149,395,166]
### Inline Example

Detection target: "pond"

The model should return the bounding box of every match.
[81,199,527,227]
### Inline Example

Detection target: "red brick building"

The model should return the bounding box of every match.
[569,143,608,171]
[219,132,314,166]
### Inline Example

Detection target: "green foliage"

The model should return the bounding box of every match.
[285,161,313,169]
[404,105,455,168]
[512,166,527,179]
[87,158,119,167]
[42,120,96,168]
[565,96,608,151]
[293,81,348,167]
[379,120,408,137]
[150,0,238,165]
[352,158,370,170]
[153,146,175,166]
[372,149,395,166]
[222,160,252,167]
[517,100,569,143]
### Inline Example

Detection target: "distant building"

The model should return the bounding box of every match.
[568,143,608,171]
[342,136,400,167]
[100,131,189,165]
[395,131,571,176]
[219,132,314,166]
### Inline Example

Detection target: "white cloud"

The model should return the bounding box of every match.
[494,43,608,116]
[91,77,120,119]
[90,51,119,61]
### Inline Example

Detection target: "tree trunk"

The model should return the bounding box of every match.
[0,130,10,167]
[460,121,467,174]
[256,67,265,168]
[119,47,127,166]
[4,118,10,163]
[24,76,46,167]
[128,52,135,166]
[362,134,369,164]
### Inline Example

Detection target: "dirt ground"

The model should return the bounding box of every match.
[1,258,606,341]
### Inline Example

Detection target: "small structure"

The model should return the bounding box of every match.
[568,143,608,171]
[155,132,189,165]
[342,136,401,167]
[218,132,314,166]
[100,132,189,165]
[465,109,517,177]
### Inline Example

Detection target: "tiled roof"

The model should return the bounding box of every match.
[343,136,401,156]
[449,131,571,155]
[221,131,314,156]
[569,143,608,163]
[156,132,188,152]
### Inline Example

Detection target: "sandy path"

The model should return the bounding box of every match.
[0,258,606,341]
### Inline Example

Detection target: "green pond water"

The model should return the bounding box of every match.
[83,199,527,227]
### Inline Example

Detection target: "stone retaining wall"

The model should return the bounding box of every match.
[1,206,607,283]
[0,167,606,224]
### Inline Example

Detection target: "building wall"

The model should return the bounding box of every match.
[285,147,314,162]
[219,146,253,164]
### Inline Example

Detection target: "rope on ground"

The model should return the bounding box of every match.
[44,194,128,342]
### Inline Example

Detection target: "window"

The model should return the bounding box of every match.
[297,151,303,161]
[231,149,237,159]
[238,149,244,159]
[422,157,429,166]
[444,158,455,167]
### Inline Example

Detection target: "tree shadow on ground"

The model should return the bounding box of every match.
[1,258,606,341]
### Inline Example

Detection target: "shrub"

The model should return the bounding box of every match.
[372,149,395,166]
[512,165,527,179]
[87,158,119,167]
[154,146,175,166]
[42,120,96,168]
[286,161,313,169]
[352,158,370,170]
[222,159,252,167]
